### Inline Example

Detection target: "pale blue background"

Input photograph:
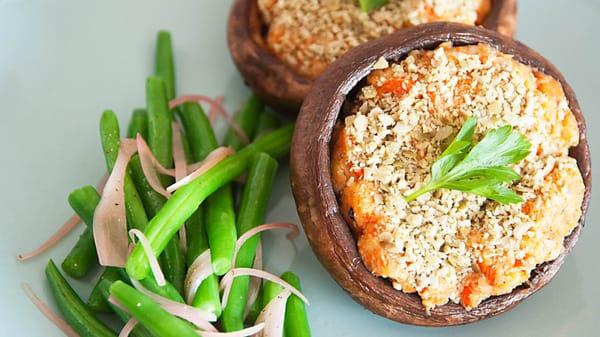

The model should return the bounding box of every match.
[0,1,598,336]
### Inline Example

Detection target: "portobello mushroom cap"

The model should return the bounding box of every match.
[290,22,591,326]
[227,0,517,115]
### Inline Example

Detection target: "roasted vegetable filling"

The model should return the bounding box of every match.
[331,43,584,310]
[258,0,490,78]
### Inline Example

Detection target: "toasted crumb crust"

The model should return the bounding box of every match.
[258,0,489,79]
[331,43,585,310]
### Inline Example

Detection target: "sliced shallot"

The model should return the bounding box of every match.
[21,283,80,337]
[254,290,292,337]
[171,122,187,182]
[16,214,81,261]
[169,95,226,123]
[171,122,188,251]
[119,318,138,337]
[166,147,234,193]
[197,322,265,337]
[17,174,109,261]
[129,229,166,286]
[220,268,308,309]
[232,223,299,266]
[93,139,138,267]
[183,249,214,304]
[130,279,218,330]
[207,95,224,123]
[244,243,263,319]
[136,134,173,198]
[168,95,249,144]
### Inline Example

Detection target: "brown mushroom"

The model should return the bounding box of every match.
[290,22,591,326]
[227,0,517,115]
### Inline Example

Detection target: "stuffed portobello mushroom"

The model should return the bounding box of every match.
[291,23,590,326]
[228,0,517,114]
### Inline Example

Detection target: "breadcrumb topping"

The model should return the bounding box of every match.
[258,0,489,78]
[331,43,585,310]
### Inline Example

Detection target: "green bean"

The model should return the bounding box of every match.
[177,102,217,160]
[109,281,200,337]
[60,228,95,279]
[146,77,173,171]
[100,110,121,171]
[159,240,185,293]
[190,274,222,316]
[61,186,100,278]
[140,276,185,303]
[87,267,122,313]
[146,77,185,291]
[129,155,165,215]
[205,185,237,275]
[116,268,185,304]
[87,265,181,316]
[67,186,100,225]
[177,100,229,313]
[96,279,156,337]
[221,153,278,331]
[45,260,117,337]
[255,110,281,138]
[261,280,284,308]
[129,154,186,292]
[100,110,149,231]
[223,95,264,150]
[281,272,311,337]
[127,108,149,139]
[180,126,193,164]
[87,112,151,307]
[185,207,207,266]
[179,102,237,276]
[155,31,176,101]
[245,286,264,324]
[184,207,222,317]
[126,124,294,280]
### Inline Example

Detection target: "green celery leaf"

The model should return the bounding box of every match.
[404,118,530,205]
[358,0,389,12]
[467,183,523,204]
[454,125,531,174]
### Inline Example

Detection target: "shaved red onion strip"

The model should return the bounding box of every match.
[16,214,81,261]
[21,283,80,337]
[17,174,109,261]
[93,139,138,267]
[166,147,234,193]
[254,290,291,337]
[169,95,226,123]
[220,269,308,309]
[97,173,109,192]
[168,95,249,144]
[183,250,214,304]
[119,318,138,337]
[136,134,173,198]
[208,96,224,123]
[129,229,166,286]
[197,323,265,337]
[244,243,263,319]
[171,122,188,251]
[130,279,217,329]
[232,223,299,267]
[172,122,187,182]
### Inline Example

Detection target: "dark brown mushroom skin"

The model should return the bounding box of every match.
[227,0,517,115]
[290,22,591,327]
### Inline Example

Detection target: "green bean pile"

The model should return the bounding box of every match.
[25,30,311,337]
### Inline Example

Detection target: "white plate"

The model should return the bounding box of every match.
[1,1,598,336]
